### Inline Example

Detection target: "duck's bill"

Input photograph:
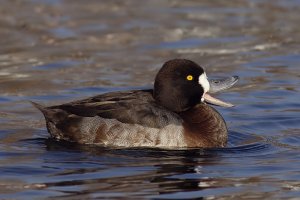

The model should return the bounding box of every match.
[204,75,239,107]
[203,93,234,107]
[209,76,239,93]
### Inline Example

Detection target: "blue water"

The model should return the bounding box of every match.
[0,1,300,199]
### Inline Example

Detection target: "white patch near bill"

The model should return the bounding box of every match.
[198,73,210,101]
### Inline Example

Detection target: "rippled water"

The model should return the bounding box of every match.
[1,0,300,199]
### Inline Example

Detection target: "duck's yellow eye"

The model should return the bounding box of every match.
[186,75,193,81]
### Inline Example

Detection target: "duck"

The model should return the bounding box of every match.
[32,59,238,148]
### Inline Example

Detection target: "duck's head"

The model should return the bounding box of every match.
[153,59,238,112]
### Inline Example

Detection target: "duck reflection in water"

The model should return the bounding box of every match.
[43,139,227,199]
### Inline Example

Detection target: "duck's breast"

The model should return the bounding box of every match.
[180,104,228,148]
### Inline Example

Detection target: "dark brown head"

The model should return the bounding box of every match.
[153,59,210,112]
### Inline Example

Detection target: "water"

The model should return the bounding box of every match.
[0,0,300,199]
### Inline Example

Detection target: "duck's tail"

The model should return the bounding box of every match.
[30,101,47,114]
[31,101,67,140]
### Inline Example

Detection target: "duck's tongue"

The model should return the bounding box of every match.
[203,75,239,107]
[203,93,234,107]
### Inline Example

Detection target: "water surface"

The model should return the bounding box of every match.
[0,0,300,199]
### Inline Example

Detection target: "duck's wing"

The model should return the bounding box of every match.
[47,89,182,128]
[32,90,183,145]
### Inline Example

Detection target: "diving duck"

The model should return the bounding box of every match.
[33,59,238,148]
